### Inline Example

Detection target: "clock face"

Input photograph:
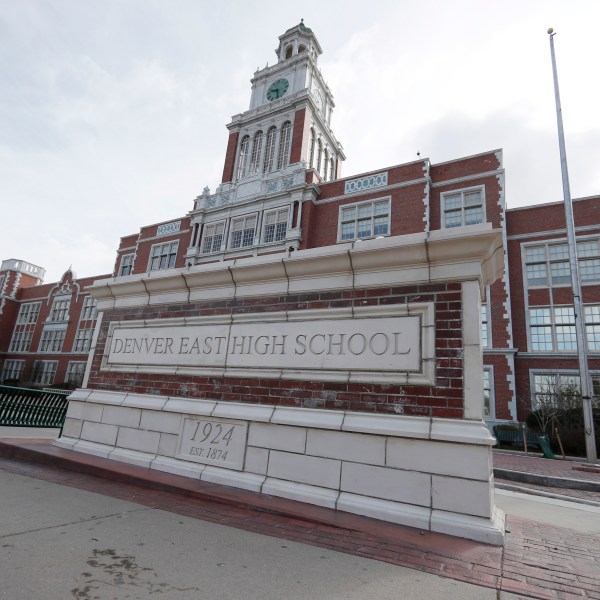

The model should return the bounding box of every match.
[267,78,289,101]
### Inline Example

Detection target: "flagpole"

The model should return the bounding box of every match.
[547,28,596,462]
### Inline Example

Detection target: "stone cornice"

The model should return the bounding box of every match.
[90,225,504,310]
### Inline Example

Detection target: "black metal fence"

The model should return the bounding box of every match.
[0,385,70,431]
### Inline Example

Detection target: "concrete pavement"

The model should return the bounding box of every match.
[1,434,599,598]
[1,468,517,600]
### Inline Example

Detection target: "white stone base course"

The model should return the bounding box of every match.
[55,389,506,545]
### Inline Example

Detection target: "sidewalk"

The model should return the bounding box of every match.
[493,450,600,505]
[1,436,600,599]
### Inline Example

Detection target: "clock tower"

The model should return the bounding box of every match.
[186,21,345,265]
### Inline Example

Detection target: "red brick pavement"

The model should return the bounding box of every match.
[494,451,600,482]
[1,439,599,600]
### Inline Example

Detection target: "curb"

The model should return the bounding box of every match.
[493,467,600,492]
[495,482,600,507]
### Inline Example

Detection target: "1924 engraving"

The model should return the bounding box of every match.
[177,417,248,470]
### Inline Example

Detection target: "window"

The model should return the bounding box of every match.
[201,221,225,254]
[1,360,24,382]
[263,127,277,173]
[0,274,5,292]
[316,139,322,174]
[119,254,134,276]
[32,361,57,385]
[73,328,93,353]
[50,298,70,322]
[149,242,178,271]
[236,135,250,180]
[532,373,582,409]
[524,238,600,287]
[277,122,291,170]
[80,296,98,321]
[16,302,41,325]
[9,331,33,353]
[309,129,315,168]
[66,362,86,387]
[585,305,600,351]
[39,328,66,352]
[442,188,484,228]
[529,305,600,351]
[229,215,257,249]
[339,199,390,241]
[483,368,494,419]
[578,239,600,282]
[330,157,335,181]
[249,131,263,173]
[481,304,489,348]
[263,208,288,243]
[323,149,329,181]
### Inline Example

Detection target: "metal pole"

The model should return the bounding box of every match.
[547,28,597,462]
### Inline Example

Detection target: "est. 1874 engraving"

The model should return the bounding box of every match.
[177,417,248,470]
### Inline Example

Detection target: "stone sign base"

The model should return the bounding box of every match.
[56,388,505,545]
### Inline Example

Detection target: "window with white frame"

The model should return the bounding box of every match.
[73,328,93,353]
[32,360,57,385]
[66,362,86,387]
[329,157,335,181]
[577,239,600,282]
[49,298,70,322]
[339,199,390,241]
[201,221,225,254]
[323,149,329,181]
[532,372,584,409]
[585,305,600,351]
[229,214,257,249]
[149,241,178,271]
[16,302,41,325]
[529,305,600,351]
[8,331,33,353]
[80,296,98,321]
[236,135,250,180]
[0,275,5,293]
[309,129,315,168]
[1,360,24,382]
[316,139,322,174]
[481,304,490,348]
[442,188,484,228]
[263,208,288,243]
[524,238,600,287]
[118,254,134,276]
[483,368,494,419]
[39,328,66,352]
[276,122,291,170]
[263,127,277,173]
[249,131,263,173]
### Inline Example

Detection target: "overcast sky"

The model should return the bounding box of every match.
[2,0,599,283]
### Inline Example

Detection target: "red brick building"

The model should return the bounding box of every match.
[0,22,597,426]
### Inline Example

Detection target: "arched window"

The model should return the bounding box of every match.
[309,128,315,168]
[316,139,323,175]
[277,121,292,170]
[285,45,293,60]
[263,126,277,173]
[323,149,329,181]
[236,135,250,180]
[298,44,306,54]
[249,131,263,173]
[330,157,335,180]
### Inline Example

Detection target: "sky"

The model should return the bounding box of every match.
[1,0,599,283]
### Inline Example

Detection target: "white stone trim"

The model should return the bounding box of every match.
[57,391,503,544]
[91,226,504,311]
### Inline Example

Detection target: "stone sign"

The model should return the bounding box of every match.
[103,305,434,384]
